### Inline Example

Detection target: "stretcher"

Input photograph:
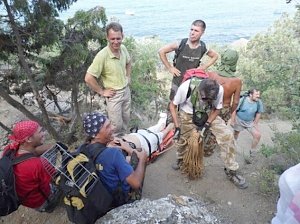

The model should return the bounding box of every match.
[147,129,175,163]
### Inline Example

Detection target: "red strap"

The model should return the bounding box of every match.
[182,68,209,83]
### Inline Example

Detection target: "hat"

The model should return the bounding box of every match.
[217,49,239,77]
[9,120,39,143]
[83,112,107,137]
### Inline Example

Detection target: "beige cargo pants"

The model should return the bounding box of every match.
[176,111,239,171]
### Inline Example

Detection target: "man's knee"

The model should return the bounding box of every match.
[253,131,261,141]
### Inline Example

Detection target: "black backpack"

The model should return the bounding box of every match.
[173,38,206,67]
[56,143,113,224]
[0,151,35,216]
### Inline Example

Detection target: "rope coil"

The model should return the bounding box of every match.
[180,130,204,179]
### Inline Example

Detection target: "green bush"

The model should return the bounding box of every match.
[256,168,279,196]
[123,37,169,126]
[237,9,300,197]
[237,12,300,118]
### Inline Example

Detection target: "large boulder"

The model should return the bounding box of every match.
[98,194,220,224]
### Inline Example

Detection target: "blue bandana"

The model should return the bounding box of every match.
[83,112,107,137]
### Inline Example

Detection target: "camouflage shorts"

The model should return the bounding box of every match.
[219,107,231,124]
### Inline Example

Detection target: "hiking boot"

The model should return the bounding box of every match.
[244,150,257,165]
[224,168,248,189]
[172,159,182,170]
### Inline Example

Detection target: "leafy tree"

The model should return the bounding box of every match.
[237,11,300,119]
[0,0,107,142]
[123,37,168,125]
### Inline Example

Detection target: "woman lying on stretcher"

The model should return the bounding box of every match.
[108,113,174,162]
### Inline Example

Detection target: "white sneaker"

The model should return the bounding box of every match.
[147,112,167,132]
[157,112,167,129]
[159,112,167,118]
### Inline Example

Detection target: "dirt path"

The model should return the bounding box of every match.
[143,119,292,224]
[0,97,292,223]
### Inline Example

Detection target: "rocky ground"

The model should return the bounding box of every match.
[0,97,292,224]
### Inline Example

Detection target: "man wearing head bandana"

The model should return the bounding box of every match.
[170,78,248,189]
[216,49,239,77]
[207,49,242,123]
[3,120,60,212]
[82,112,147,207]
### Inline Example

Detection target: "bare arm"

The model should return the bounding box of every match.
[231,78,242,113]
[84,73,116,97]
[198,49,218,70]
[126,60,132,84]
[169,101,180,128]
[126,150,147,189]
[230,110,237,125]
[158,42,181,77]
[253,113,261,126]
[207,108,220,124]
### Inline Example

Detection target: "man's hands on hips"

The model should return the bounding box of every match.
[100,88,116,97]
[168,67,181,77]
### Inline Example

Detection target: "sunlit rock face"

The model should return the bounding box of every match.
[98,194,220,224]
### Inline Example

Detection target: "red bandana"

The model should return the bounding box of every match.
[4,120,39,153]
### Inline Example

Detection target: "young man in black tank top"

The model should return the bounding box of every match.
[158,19,218,100]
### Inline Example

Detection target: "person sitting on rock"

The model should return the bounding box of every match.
[3,120,61,212]
[82,112,148,207]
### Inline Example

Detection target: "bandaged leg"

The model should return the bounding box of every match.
[147,112,167,133]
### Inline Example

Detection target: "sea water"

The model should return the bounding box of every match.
[60,0,297,44]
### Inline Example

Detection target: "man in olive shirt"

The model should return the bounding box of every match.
[85,22,131,136]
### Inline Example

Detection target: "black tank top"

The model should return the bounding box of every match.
[173,42,207,86]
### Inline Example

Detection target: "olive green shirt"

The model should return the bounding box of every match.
[87,44,130,89]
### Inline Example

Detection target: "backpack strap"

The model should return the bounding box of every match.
[173,38,207,67]
[80,143,107,162]
[197,40,206,67]
[145,129,161,152]
[186,77,202,100]
[135,132,152,159]
[236,95,247,112]
[11,152,45,204]
[256,100,260,114]
[12,153,36,165]
[173,38,188,66]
